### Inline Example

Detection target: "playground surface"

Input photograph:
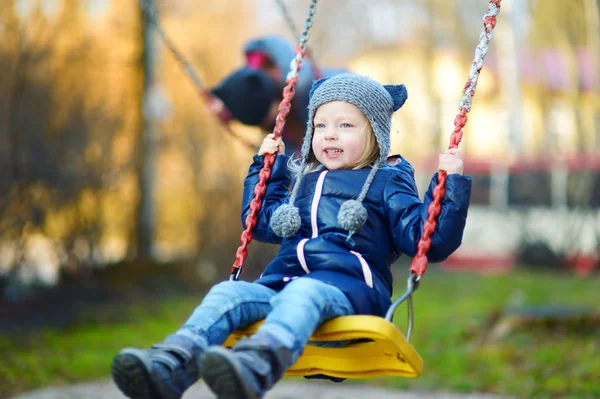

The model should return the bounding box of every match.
[13,379,509,399]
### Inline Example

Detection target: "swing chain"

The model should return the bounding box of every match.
[298,0,318,50]
[384,273,420,342]
[409,0,502,278]
[275,0,300,39]
[139,0,203,90]
[275,0,323,79]
[231,0,319,281]
[139,0,258,150]
[286,0,319,82]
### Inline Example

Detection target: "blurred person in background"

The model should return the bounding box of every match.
[207,35,347,154]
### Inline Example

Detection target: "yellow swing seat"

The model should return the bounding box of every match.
[224,315,422,379]
[223,275,422,379]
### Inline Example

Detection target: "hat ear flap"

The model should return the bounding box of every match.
[309,77,330,100]
[384,84,408,111]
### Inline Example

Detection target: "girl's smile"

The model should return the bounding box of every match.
[323,147,344,158]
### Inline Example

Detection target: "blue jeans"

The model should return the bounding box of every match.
[174,277,355,364]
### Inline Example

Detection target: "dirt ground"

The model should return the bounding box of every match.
[13,379,510,399]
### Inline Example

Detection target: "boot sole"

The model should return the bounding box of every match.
[201,347,260,399]
[111,349,161,399]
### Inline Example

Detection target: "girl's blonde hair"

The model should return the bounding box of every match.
[288,122,381,174]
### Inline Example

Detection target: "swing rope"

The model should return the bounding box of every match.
[274,0,324,79]
[409,0,503,280]
[139,0,257,150]
[231,0,319,280]
[385,0,503,341]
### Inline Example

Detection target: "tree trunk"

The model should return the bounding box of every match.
[135,0,161,260]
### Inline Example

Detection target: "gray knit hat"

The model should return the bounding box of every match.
[270,73,408,238]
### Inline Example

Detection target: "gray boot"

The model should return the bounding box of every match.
[200,338,292,399]
[111,334,203,399]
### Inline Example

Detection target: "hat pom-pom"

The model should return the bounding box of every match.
[270,204,301,238]
[338,200,367,233]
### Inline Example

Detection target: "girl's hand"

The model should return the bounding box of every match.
[258,133,285,155]
[438,148,463,175]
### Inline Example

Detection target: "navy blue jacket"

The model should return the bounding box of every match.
[242,154,471,317]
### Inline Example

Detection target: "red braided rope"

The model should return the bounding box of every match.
[231,44,307,278]
[410,0,502,277]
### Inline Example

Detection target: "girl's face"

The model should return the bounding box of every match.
[312,101,370,170]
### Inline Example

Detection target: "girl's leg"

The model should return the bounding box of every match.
[112,281,277,399]
[255,277,355,362]
[172,280,277,347]
[201,278,355,399]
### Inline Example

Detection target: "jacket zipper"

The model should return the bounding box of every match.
[295,170,373,288]
[296,171,328,273]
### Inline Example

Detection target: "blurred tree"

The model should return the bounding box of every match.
[0,1,136,292]
[529,0,597,153]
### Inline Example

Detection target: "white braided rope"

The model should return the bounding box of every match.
[287,52,305,80]
[286,0,318,80]
[459,1,501,112]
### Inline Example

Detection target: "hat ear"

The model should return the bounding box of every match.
[309,77,330,100]
[384,84,408,111]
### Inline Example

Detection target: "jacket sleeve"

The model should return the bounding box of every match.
[241,154,291,244]
[384,170,472,263]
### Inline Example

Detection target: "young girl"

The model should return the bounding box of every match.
[111,73,471,399]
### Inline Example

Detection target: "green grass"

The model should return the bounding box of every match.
[0,295,206,398]
[1,269,599,398]
[368,269,600,399]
